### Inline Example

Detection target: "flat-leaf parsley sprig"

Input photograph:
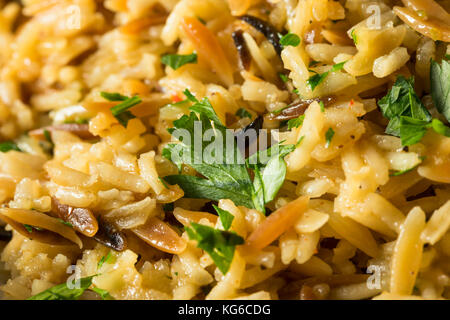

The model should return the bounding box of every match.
[163,90,295,215]
[100,91,142,128]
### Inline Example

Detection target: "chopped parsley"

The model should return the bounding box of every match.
[28,275,112,300]
[161,53,198,70]
[163,90,294,215]
[58,219,73,228]
[430,59,450,122]
[287,115,305,130]
[213,205,234,231]
[309,60,320,68]
[163,203,174,212]
[235,108,252,119]
[325,127,335,148]
[100,92,142,128]
[279,73,289,83]
[279,32,301,47]
[0,141,21,153]
[91,287,114,300]
[97,251,113,269]
[307,61,347,91]
[64,118,89,125]
[390,157,425,176]
[351,29,358,45]
[24,224,42,233]
[319,101,325,112]
[379,75,450,146]
[185,222,244,274]
[158,177,169,189]
[40,129,55,155]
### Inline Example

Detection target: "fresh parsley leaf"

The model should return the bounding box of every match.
[158,177,169,189]
[28,275,96,300]
[319,101,325,112]
[235,108,252,119]
[97,251,113,269]
[351,29,358,45]
[261,155,287,203]
[24,224,33,233]
[398,117,429,146]
[280,33,301,47]
[162,92,255,209]
[429,118,450,137]
[185,222,244,274]
[161,53,198,70]
[0,141,21,153]
[64,118,89,124]
[325,127,335,148]
[91,287,114,300]
[287,115,305,130]
[390,157,425,176]
[58,219,73,228]
[271,105,289,115]
[246,142,295,169]
[162,203,174,212]
[378,76,432,145]
[164,175,255,209]
[101,92,142,128]
[309,60,320,67]
[100,92,128,101]
[23,224,42,233]
[114,111,136,127]
[430,59,450,122]
[163,92,295,215]
[213,205,234,230]
[296,135,305,147]
[331,61,347,72]
[307,61,347,91]
[279,73,289,83]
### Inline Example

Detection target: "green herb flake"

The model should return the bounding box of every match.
[287,115,305,130]
[91,287,115,300]
[296,135,305,147]
[378,76,432,146]
[161,53,198,70]
[0,141,21,153]
[280,33,301,47]
[100,92,128,101]
[163,91,295,215]
[97,251,113,269]
[307,61,347,91]
[319,101,325,112]
[213,205,234,231]
[235,108,252,119]
[58,219,73,228]
[279,73,289,83]
[185,222,244,274]
[163,203,174,212]
[309,60,320,68]
[325,128,335,148]
[101,92,142,128]
[64,118,89,125]
[158,177,170,189]
[430,59,450,122]
[351,29,358,45]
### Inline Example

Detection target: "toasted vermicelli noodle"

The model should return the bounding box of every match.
[0,0,449,301]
